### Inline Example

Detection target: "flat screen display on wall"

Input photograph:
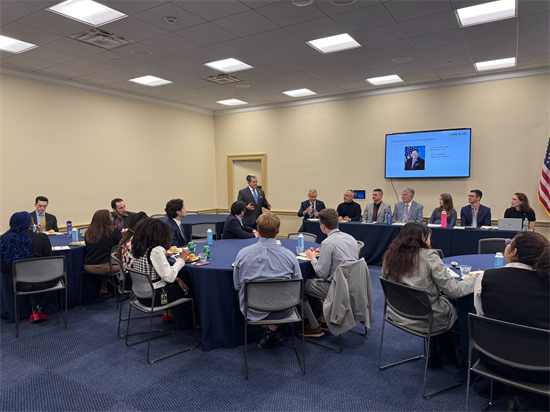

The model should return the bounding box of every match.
[385,128,471,179]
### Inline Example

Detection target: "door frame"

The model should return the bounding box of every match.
[227,153,267,209]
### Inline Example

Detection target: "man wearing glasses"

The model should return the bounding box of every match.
[297,189,326,231]
[337,190,362,222]
[460,189,491,228]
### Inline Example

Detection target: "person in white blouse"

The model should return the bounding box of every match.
[123,218,193,322]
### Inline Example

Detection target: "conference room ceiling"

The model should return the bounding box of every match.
[0,0,548,113]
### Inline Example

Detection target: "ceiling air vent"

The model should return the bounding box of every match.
[203,74,242,85]
[70,28,134,50]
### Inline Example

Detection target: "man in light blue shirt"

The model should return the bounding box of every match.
[304,208,358,337]
[233,212,302,349]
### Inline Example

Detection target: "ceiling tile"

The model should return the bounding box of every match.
[142,33,200,54]
[434,64,476,77]
[366,38,418,58]
[384,0,453,21]
[0,17,11,27]
[0,0,40,20]
[209,38,263,58]
[351,66,395,79]
[24,46,79,63]
[386,61,433,74]
[519,28,550,45]
[21,0,59,7]
[255,62,300,76]
[0,21,62,45]
[111,43,170,61]
[2,54,55,70]
[322,72,364,84]
[519,10,550,32]
[41,38,104,57]
[276,70,321,84]
[239,0,280,9]
[419,43,468,60]
[284,17,346,42]
[518,53,550,66]
[326,47,376,64]
[77,72,121,85]
[411,29,464,49]
[466,34,517,53]
[330,4,395,32]
[173,0,250,21]
[105,80,147,91]
[469,47,517,63]
[39,64,92,78]
[305,64,351,77]
[95,1,164,16]
[376,50,426,66]
[18,9,90,37]
[132,86,170,96]
[243,28,302,50]
[133,3,206,31]
[518,0,550,15]
[518,42,550,56]
[428,54,472,69]
[175,22,238,46]
[177,46,229,64]
[64,57,117,72]
[399,11,460,37]
[254,1,325,26]
[314,0,379,15]
[100,17,169,42]
[340,57,386,72]
[462,18,518,41]
[213,9,278,37]
[337,80,375,91]
[149,53,199,70]
[100,67,142,80]
[350,23,408,46]
[399,69,440,81]
[290,55,339,70]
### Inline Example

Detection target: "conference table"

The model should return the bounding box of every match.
[176,238,317,352]
[302,220,518,265]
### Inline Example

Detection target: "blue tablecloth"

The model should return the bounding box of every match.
[1,234,86,322]
[302,221,518,265]
[178,238,317,352]
[156,214,227,240]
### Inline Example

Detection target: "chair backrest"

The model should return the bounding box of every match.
[12,256,66,286]
[379,277,432,321]
[287,232,317,243]
[150,214,165,219]
[244,279,303,315]
[78,227,88,237]
[433,248,444,259]
[356,240,364,259]
[478,238,507,254]
[186,211,199,215]
[126,268,155,300]
[191,223,217,240]
[217,211,230,215]
[111,252,125,284]
[468,314,550,372]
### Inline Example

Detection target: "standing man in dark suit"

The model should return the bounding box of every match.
[237,175,271,229]
[405,149,425,170]
[298,189,326,232]
[30,196,59,232]
[111,198,135,231]
[164,198,189,247]
[222,201,258,239]
[461,189,492,228]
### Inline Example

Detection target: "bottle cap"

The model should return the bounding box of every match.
[495,252,503,257]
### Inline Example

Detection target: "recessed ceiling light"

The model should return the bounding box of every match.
[131,49,152,56]
[306,33,361,54]
[204,58,253,73]
[475,57,516,72]
[0,35,37,53]
[282,88,317,98]
[456,0,516,27]
[292,0,314,5]
[217,99,248,106]
[392,56,411,63]
[236,84,251,89]
[48,0,127,27]
[331,0,356,5]
[128,75,172,87]
[366,74,404,86]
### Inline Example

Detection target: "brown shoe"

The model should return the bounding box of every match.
[302,325,324,338]
[320,322,329,331]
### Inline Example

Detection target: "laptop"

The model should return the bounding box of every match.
[498,218,522,231]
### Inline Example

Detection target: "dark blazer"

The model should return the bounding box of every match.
[405,157,425,170]
[460,204,491,228]
[110,211,136,230]
[165,218,188,248]
[222,215,255,239]
[29,211,59,232]
[298,200,326,221]
[237,186,269,227]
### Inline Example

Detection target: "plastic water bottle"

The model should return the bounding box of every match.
[494,252,505,268]
[207,229,213,246]
[522,218,529,231]
[71,227,78,242]
[66,220,72,237]
[441,211,447,228]
[385,212,391,225]
[297,233,304,253]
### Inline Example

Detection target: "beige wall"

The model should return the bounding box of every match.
[214,75,550,237]
[0,76,216,232]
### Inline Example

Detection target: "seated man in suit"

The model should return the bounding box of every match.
[405,148,425,170]
[362,189,392,223]
[392,187,424,223]
[337,190,362,221]
[237,175,271,230]
[110,198,135,231]
[30,196,59,232]
[164,198,189,248]
[461,189,491,228]
[302,208,358,337]
[233,212,302,349]
[297,189,326,232]
[223,201,259,239]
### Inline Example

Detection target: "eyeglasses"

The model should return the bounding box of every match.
[505,238,512,246]
[467,195,477,198]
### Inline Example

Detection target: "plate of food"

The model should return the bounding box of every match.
[168,246,183,256]
[69,241,85,246]
[185,253,199,263]
[461,270,484,280]
[299,247,320,258]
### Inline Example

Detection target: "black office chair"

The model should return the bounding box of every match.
[125,268,199,364]
[150,214,165,219]
[433,249,445,259]
[78,227,88,237]
[478,238,507,254]
[12,256,68,338]
[79,246,119,311]
[287,232,317,243]
[243,279,305,380]
[378,277,463,399]
[465,314,550,411]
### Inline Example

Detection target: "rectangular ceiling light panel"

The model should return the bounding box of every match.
[128,75,173,87]
[0,35,37,53]
[456,0,516,27]
[204,58,253,73]
[48,0,127,26]
[307,33,361,54]
[282,88,317,97]
[366,74,404,86]
[217,99,248,106]
[475,57,516,71]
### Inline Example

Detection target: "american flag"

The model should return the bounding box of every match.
[539,138,550,218]
[404,146,415,163]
